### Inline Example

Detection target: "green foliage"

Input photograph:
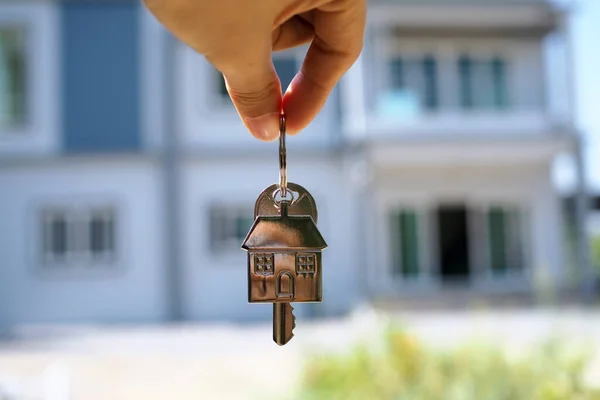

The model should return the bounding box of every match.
[298,327,600,400]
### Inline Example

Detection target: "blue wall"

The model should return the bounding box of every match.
[61,1,140,153]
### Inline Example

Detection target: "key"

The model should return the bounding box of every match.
[241,114,327,346]
[242,182,327,346]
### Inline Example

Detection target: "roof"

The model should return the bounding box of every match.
[368,0,562,35]
[241,214,328,251]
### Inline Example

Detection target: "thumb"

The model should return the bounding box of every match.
[221,52,282,142]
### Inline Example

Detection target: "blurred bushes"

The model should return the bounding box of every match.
[593,235,600,272]
[299,327,600,400]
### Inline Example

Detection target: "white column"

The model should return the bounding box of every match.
[340,52,367,139]
[530,177,565,300]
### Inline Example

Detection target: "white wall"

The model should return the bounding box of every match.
[180,153,358,321]
[0,159,166,325]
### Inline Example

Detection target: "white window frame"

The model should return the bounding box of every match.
[0,3,59,155]
[375,36,515,114]
[389,207,423,280]
[40,206,118,268]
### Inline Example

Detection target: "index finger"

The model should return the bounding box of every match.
[282,0,366,134]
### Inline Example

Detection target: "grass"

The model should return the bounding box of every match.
[298,326,600,400]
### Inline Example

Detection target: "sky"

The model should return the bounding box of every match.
[558,0,600,193]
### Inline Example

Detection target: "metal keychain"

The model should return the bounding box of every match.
[242,114,327,346]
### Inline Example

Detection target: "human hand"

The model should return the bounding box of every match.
[143,0,366,141]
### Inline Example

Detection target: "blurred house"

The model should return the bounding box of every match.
[0,0,580,326]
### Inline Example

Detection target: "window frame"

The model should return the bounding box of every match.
[485,204,526,277]
[457,54,510,111]
[296,253,316,275]
[39,206,118,268]
[0,2,61,157]
[469,201,529,282]
[0,3,59,153]
[254,253,274,276]
[388,205,430,283]
[385,54,439,113]
[375,36,514,114]
[208,204,255,255]
[390,208,421,279]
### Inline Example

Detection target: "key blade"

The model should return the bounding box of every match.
[273,303,295,346]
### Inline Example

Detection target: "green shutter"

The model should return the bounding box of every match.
[422,56,438,110]
[392,209,420,278]
[401,210,420,277]
[506,208,523,270]
[488,207,507,274]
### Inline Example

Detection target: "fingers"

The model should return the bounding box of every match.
[220,43,282,142]
[272,15,314,52]
[283,0,366,135]
[222,13,316,141]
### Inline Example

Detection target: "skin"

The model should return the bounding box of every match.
[143,0,367,141]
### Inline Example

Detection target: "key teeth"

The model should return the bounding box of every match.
[286,304,295,343]
[273,303,295,346]
[290,304,296,333]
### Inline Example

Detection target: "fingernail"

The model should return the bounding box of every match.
[245,113,280,142]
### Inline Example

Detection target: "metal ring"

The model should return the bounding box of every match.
[278,113,287,197]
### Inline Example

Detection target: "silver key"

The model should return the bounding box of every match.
[241,115,327,346]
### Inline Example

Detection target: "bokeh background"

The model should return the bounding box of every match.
[1,0,600,398]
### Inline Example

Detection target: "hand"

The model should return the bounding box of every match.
[143,0,366,141]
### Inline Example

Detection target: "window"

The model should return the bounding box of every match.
[386,55,438,112]
[0,26,26,129]
[487,206,523,275]
[296,253,316,275]
[458,55,508,110]
[42,211,68,260]
[41,208,116,265]
[390,209,420,278]
[88,210,115,259]
[254,253,274,275]
[209,205,254,252]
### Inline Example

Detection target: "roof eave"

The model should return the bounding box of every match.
[241,245,328,252]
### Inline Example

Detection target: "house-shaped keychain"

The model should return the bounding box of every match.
[242,201,327,303]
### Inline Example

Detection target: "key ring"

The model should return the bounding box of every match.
[279,113,287,197]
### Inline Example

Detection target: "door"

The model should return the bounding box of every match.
[437,205,470,282]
